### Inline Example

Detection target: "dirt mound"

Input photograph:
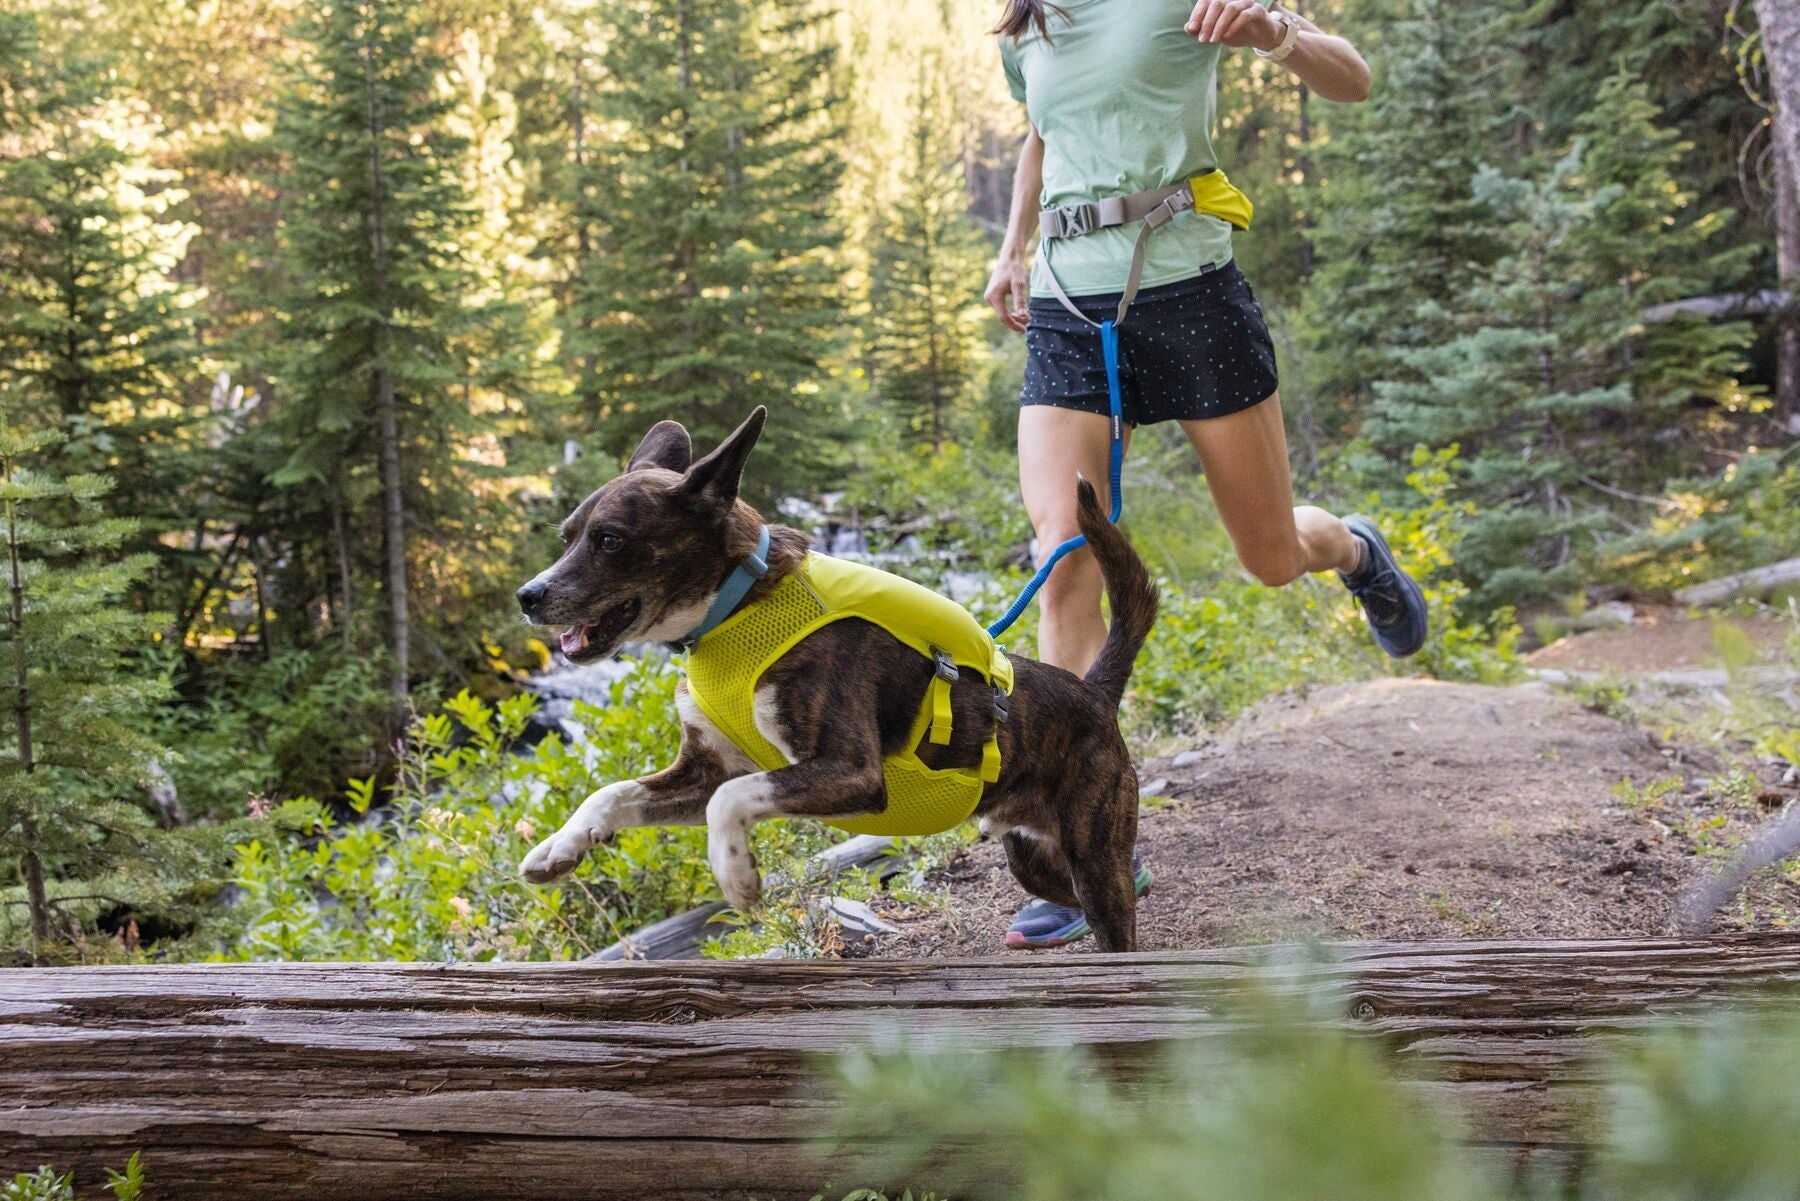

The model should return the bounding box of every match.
[877,678,1799,957]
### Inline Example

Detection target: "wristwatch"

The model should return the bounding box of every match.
[1255,7,1301,62]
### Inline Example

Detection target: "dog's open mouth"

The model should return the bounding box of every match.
[559,598,641,660]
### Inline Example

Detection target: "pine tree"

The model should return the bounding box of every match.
[0,12,202,559]
[866,56,989,449]
[266,0,507,703]
[563,0,850,492]
[1298,0,1515,427]
[0,428,170,964]
[1367,74,1753,610]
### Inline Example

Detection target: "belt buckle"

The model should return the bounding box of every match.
[1053,202,1093,238]
[932,647,960,683]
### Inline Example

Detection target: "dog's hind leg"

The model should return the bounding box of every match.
[1001,829,1081,909]
[1063,769,1140,953]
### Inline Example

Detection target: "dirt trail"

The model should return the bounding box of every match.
[876,676,1800,958]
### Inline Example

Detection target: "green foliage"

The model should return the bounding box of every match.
[826,967,1495,1201]
[825,971,1800,1201]
[213,663,718,960]
[866,54,992,449]
[1611,449,1800,593]
[150,645,398,820]
[1300,0,1514,418]
[1124,445,1519,739]
[564,0,851,493]
[1592,1015,1800,1201]
[0,428,191,961]
[3,1154,142,1201]
[1365,71,1753,612]
[0,11,203,564]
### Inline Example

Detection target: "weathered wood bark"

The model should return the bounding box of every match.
[3,936,1799,1200]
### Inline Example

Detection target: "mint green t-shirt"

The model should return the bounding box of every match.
[1000,0,1269,298]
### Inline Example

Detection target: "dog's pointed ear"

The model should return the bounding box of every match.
[680,407,766,508]
[626,420,693,474]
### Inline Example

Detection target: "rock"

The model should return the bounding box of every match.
[1139,777,1170,799]
[1171,750,1207,768]
[812,895,900,937]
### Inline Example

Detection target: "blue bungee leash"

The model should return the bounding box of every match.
[984,173,1254,641]
[986,318,1124,640]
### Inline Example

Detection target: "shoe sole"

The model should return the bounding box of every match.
[1004,867,1153,950]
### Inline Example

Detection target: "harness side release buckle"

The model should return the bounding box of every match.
[992,687,1010,724]
[931,648,960,683]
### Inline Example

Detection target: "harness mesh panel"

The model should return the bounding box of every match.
[686,569,985,837]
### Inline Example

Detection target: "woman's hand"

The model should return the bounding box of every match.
[986,253,1032,334]
[1185,0,1280,51]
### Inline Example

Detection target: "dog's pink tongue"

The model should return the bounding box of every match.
[559,625,590,656]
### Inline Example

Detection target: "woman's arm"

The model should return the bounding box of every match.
[985,126,1045,334]
[1187,0,1371,104]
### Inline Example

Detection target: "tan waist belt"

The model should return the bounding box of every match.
[1036,169,1255,328]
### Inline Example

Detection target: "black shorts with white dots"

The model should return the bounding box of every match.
[1020,261,1280,426]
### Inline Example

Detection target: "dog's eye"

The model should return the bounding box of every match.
[593,530,624,554]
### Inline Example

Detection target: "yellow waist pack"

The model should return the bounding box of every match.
[685,554,1014,836]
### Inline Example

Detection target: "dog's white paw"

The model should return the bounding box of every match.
[520,832,587,884]
[710,842,763,912]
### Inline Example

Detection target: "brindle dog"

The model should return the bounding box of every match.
[515,407,1159,952]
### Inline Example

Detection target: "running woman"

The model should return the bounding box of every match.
[986,0,1429,949]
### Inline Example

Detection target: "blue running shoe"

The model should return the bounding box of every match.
[1004,852,1152,950]
[1339,514,1429,659]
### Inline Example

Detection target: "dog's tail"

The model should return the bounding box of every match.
[1076,475,1158,709]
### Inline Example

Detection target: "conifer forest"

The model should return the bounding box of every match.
[5,0,1800,1193]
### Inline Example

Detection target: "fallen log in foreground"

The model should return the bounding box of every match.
[3,936,1799,1200]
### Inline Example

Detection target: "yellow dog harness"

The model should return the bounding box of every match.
[685,553,1014,837]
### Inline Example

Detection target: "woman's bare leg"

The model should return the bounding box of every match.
[1179,392,1361,584]
[1017,404,1131,674]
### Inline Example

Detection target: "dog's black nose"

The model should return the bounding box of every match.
[516,579,548,618]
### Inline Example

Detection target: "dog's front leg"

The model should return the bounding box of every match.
[704,759,885,911]
[520,749,725,884]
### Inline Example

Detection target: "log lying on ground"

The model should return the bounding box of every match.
[3,936,1799,1200]
[1673,556,1800,605]
[1641,289,1791,323]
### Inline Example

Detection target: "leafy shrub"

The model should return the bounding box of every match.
[3,1154,141,1201]
[203,658,911,962]
[152,645,399,821]
[822,967,1800,1201]
[208,660,718,961]
[1609,447,1800,595]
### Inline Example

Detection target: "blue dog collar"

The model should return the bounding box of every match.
[675,524,770,650]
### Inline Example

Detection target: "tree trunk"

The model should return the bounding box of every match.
[5,489,49,964]
[1774,139,1800,429]
[3,936,1798,1199]
[364,33,409,705]
[1759,0,1800,428]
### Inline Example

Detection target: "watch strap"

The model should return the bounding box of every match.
[1255,9,1301,62]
